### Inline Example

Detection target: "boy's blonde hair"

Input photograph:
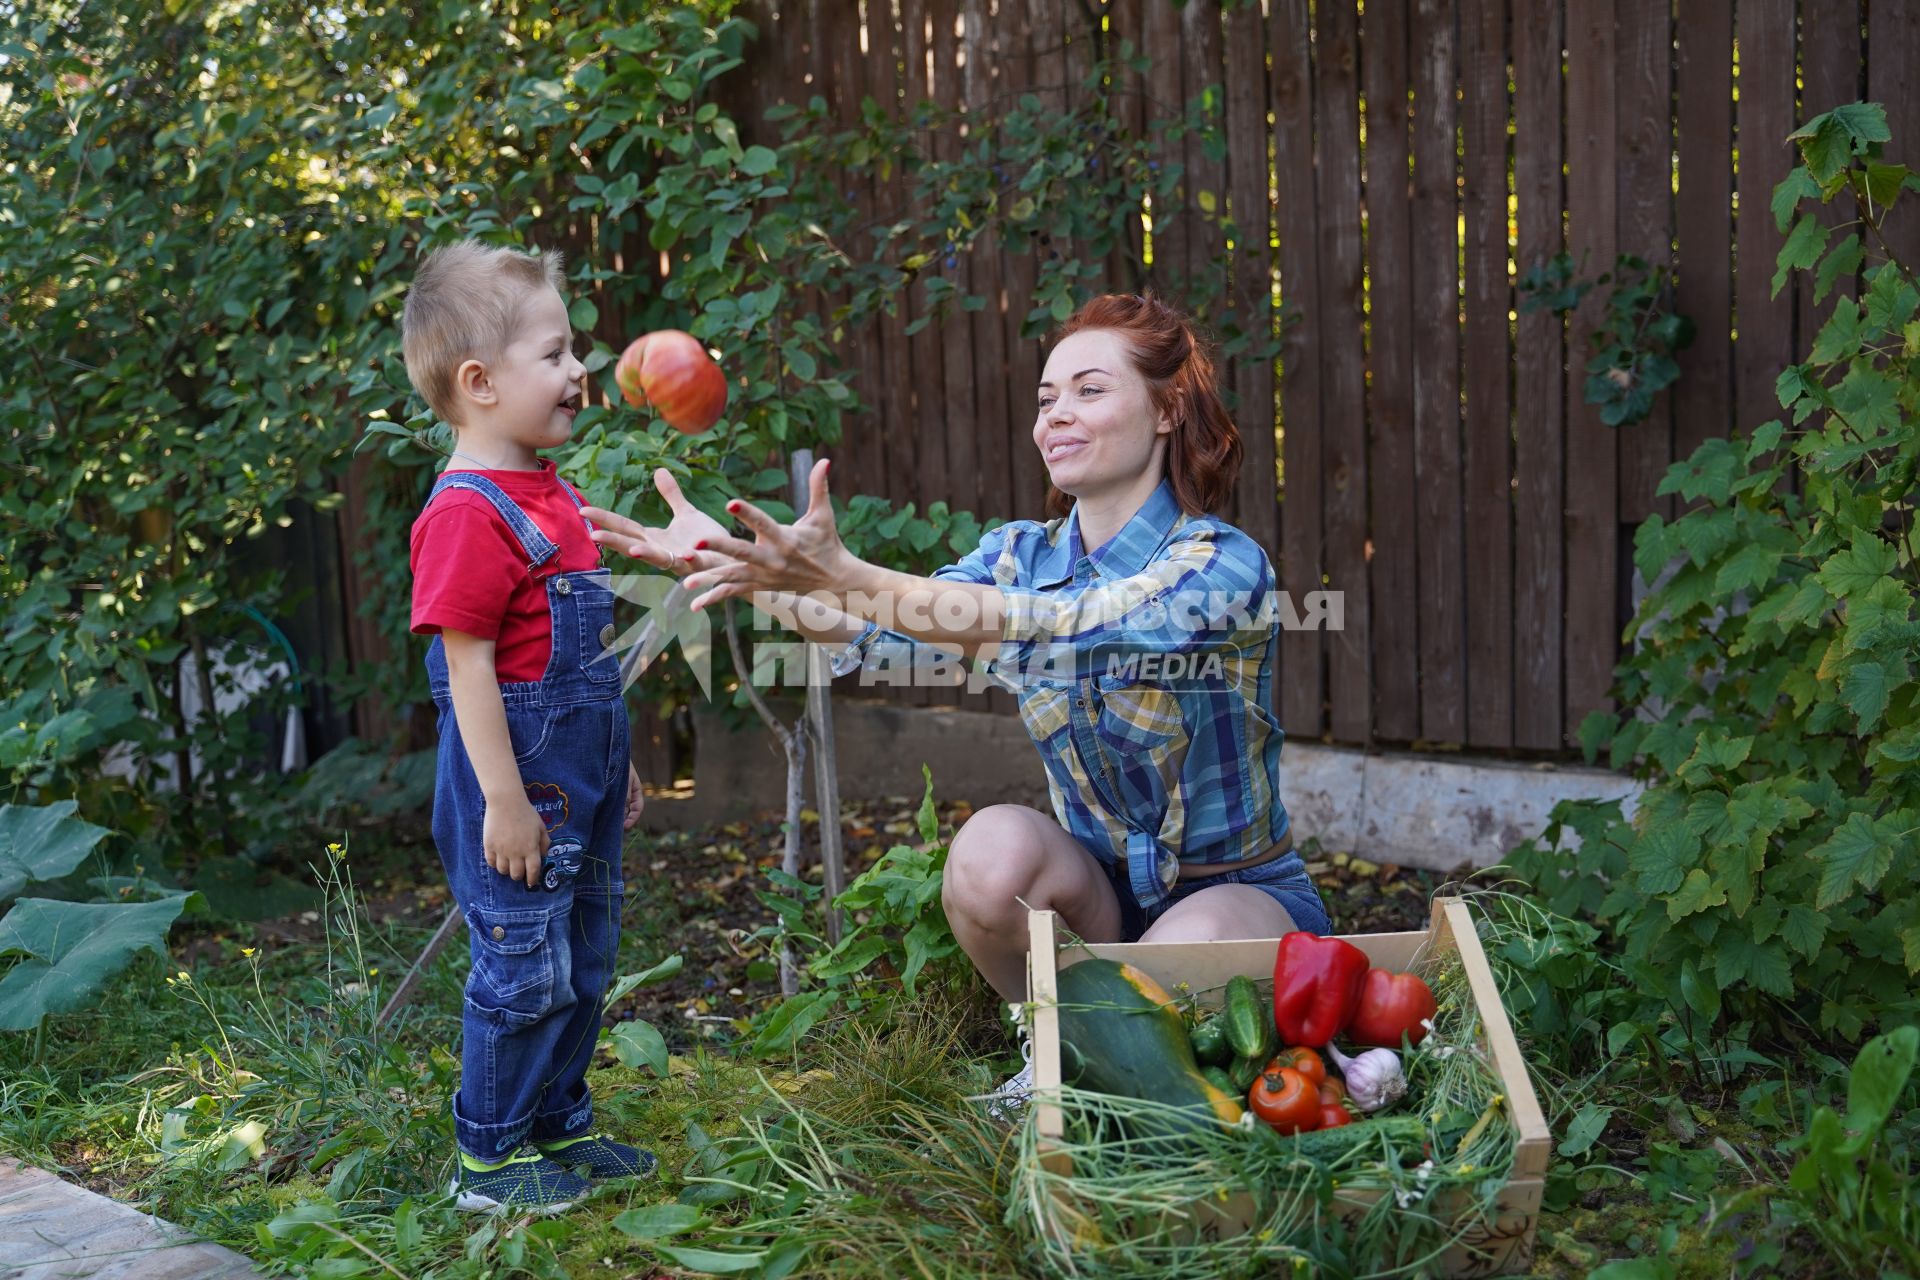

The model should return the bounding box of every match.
[401,239,566,426]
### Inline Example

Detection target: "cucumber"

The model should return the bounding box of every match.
[1222,975,1275,1063]
[1189,1015,1232,1067]
[1200,1065,1238,1097]
[1228,1051,1264,1094]
[1273,1115,1429,1163]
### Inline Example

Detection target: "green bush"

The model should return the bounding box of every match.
[1511,102,1920,1043]
[4,1,1262,871]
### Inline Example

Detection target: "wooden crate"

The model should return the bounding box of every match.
[1024,896,1551,1277]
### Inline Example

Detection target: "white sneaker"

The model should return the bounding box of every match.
[973,1038,1034,1122]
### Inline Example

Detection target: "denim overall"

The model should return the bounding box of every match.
[424,472,629,1163]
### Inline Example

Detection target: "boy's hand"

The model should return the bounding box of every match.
[624,762,645,830]
[484,794,551,888]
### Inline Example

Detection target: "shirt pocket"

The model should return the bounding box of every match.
[1092,674,1183,751]
[1016,684,1073,745]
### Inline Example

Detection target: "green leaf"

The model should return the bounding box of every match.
[1809,299,1862,364]
[1842,659,1892,731]
[653,1245,770,1274]
[1712,932,1795,998]
[739,145,779,176]
[1774,901,1820,959]
[1666,869,1728,921]
[1679,960,1721,1023]
[807,935,889,980]
[1843,1026,1918,1144]
[1814,233,1865,304]
[1772,214,1828,298]
[0,801,111,903]
[1817,536,1897,599]
[1628,824,1699,896]
[915,763,939,845]
[568,296,599,330]
[1771,165,1824,228]
[1811,811,1894,909]
[604,953,683,1006]
[752,989,832,1055]
[0,897,189,1030]
[1714,542,1783,596]
[613,1204,704,1240]
[608,1019,669,1077]
[1557,1103,1612,1157]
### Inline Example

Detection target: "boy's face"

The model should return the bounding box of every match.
[454,286,588,457]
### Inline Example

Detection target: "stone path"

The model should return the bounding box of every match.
[0,1160,258,1280]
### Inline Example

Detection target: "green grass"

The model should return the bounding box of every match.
[0,844,1890,1278]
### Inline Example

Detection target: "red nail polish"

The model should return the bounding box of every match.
[694,540,707,550]
[726,502,740,513]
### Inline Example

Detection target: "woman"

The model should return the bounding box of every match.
[580,294,1331,1106]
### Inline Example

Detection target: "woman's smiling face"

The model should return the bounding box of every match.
[1033,328,1172,498]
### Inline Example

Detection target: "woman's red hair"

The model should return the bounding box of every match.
[1045,292,1243,519]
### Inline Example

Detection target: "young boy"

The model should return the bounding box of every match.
[402,238,654,1213]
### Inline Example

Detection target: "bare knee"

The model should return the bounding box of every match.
[1138,887,1297,945]
[942,805,1049,926]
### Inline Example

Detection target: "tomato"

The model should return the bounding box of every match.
[1318,1077,1347,1105]
[1271,1045,1326,1089]
[1318,1103,1352,1129]
[1248,1066,1321,1135]
[1346,969,1439,1048]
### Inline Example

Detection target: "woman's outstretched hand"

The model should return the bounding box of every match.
[677,457,852,612]
[579,468,728,577]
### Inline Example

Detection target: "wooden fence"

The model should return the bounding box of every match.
[685,0,1908,756]
[353,2,1906,770]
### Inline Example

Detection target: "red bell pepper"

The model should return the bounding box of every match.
[1271,931,1370,1048]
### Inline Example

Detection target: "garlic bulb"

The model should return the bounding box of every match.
[1327,1042,1407,1112]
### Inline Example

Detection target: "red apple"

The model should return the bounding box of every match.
[615,329,727,435]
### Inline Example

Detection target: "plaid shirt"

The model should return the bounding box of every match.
[829,479,1291,914]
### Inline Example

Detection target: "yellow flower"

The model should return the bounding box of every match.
[241,948,256,958]
[1457,1163,1475,1175]
[176,970,191,982]
[368,967,379,976]
[327,841,345,859]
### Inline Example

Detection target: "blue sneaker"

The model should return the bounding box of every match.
[449,1148,589,1213]
[534,1133,657,1181]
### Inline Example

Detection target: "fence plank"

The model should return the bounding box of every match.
[899,0,943,712]
[1511,0,1564,750]
[1734,0,1795,442]
[1272,0,1326,741]
[1870,7,1920,269]
[1143,0,1187,289]
[1614,0,1674,524]
[1002,0,1048,524]
[1563,0,1618,739]
[1673,0,1732,473]
[1223,0,1278,559]
[930,0,974,710]
[1800,0,1861,352]
[1315,0,1371,745]
[1410,0,1462,743]
[1361,0,1418,744]
[1461,0,1513,748]
[1181,0,1228,304]
[1106,0,1148,291]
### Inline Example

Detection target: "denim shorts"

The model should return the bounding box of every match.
[1105,848,1334,942]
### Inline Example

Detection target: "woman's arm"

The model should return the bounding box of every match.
[678,459,1013,664]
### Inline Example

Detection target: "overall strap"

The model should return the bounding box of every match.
[552,474,599,540]
[426,472,561,573]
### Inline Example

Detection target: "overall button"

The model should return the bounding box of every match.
[555,578,573,596]
[491,925,506,941]
[599,623,615,647]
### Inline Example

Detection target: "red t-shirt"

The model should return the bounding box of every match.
[409,461,604,683]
